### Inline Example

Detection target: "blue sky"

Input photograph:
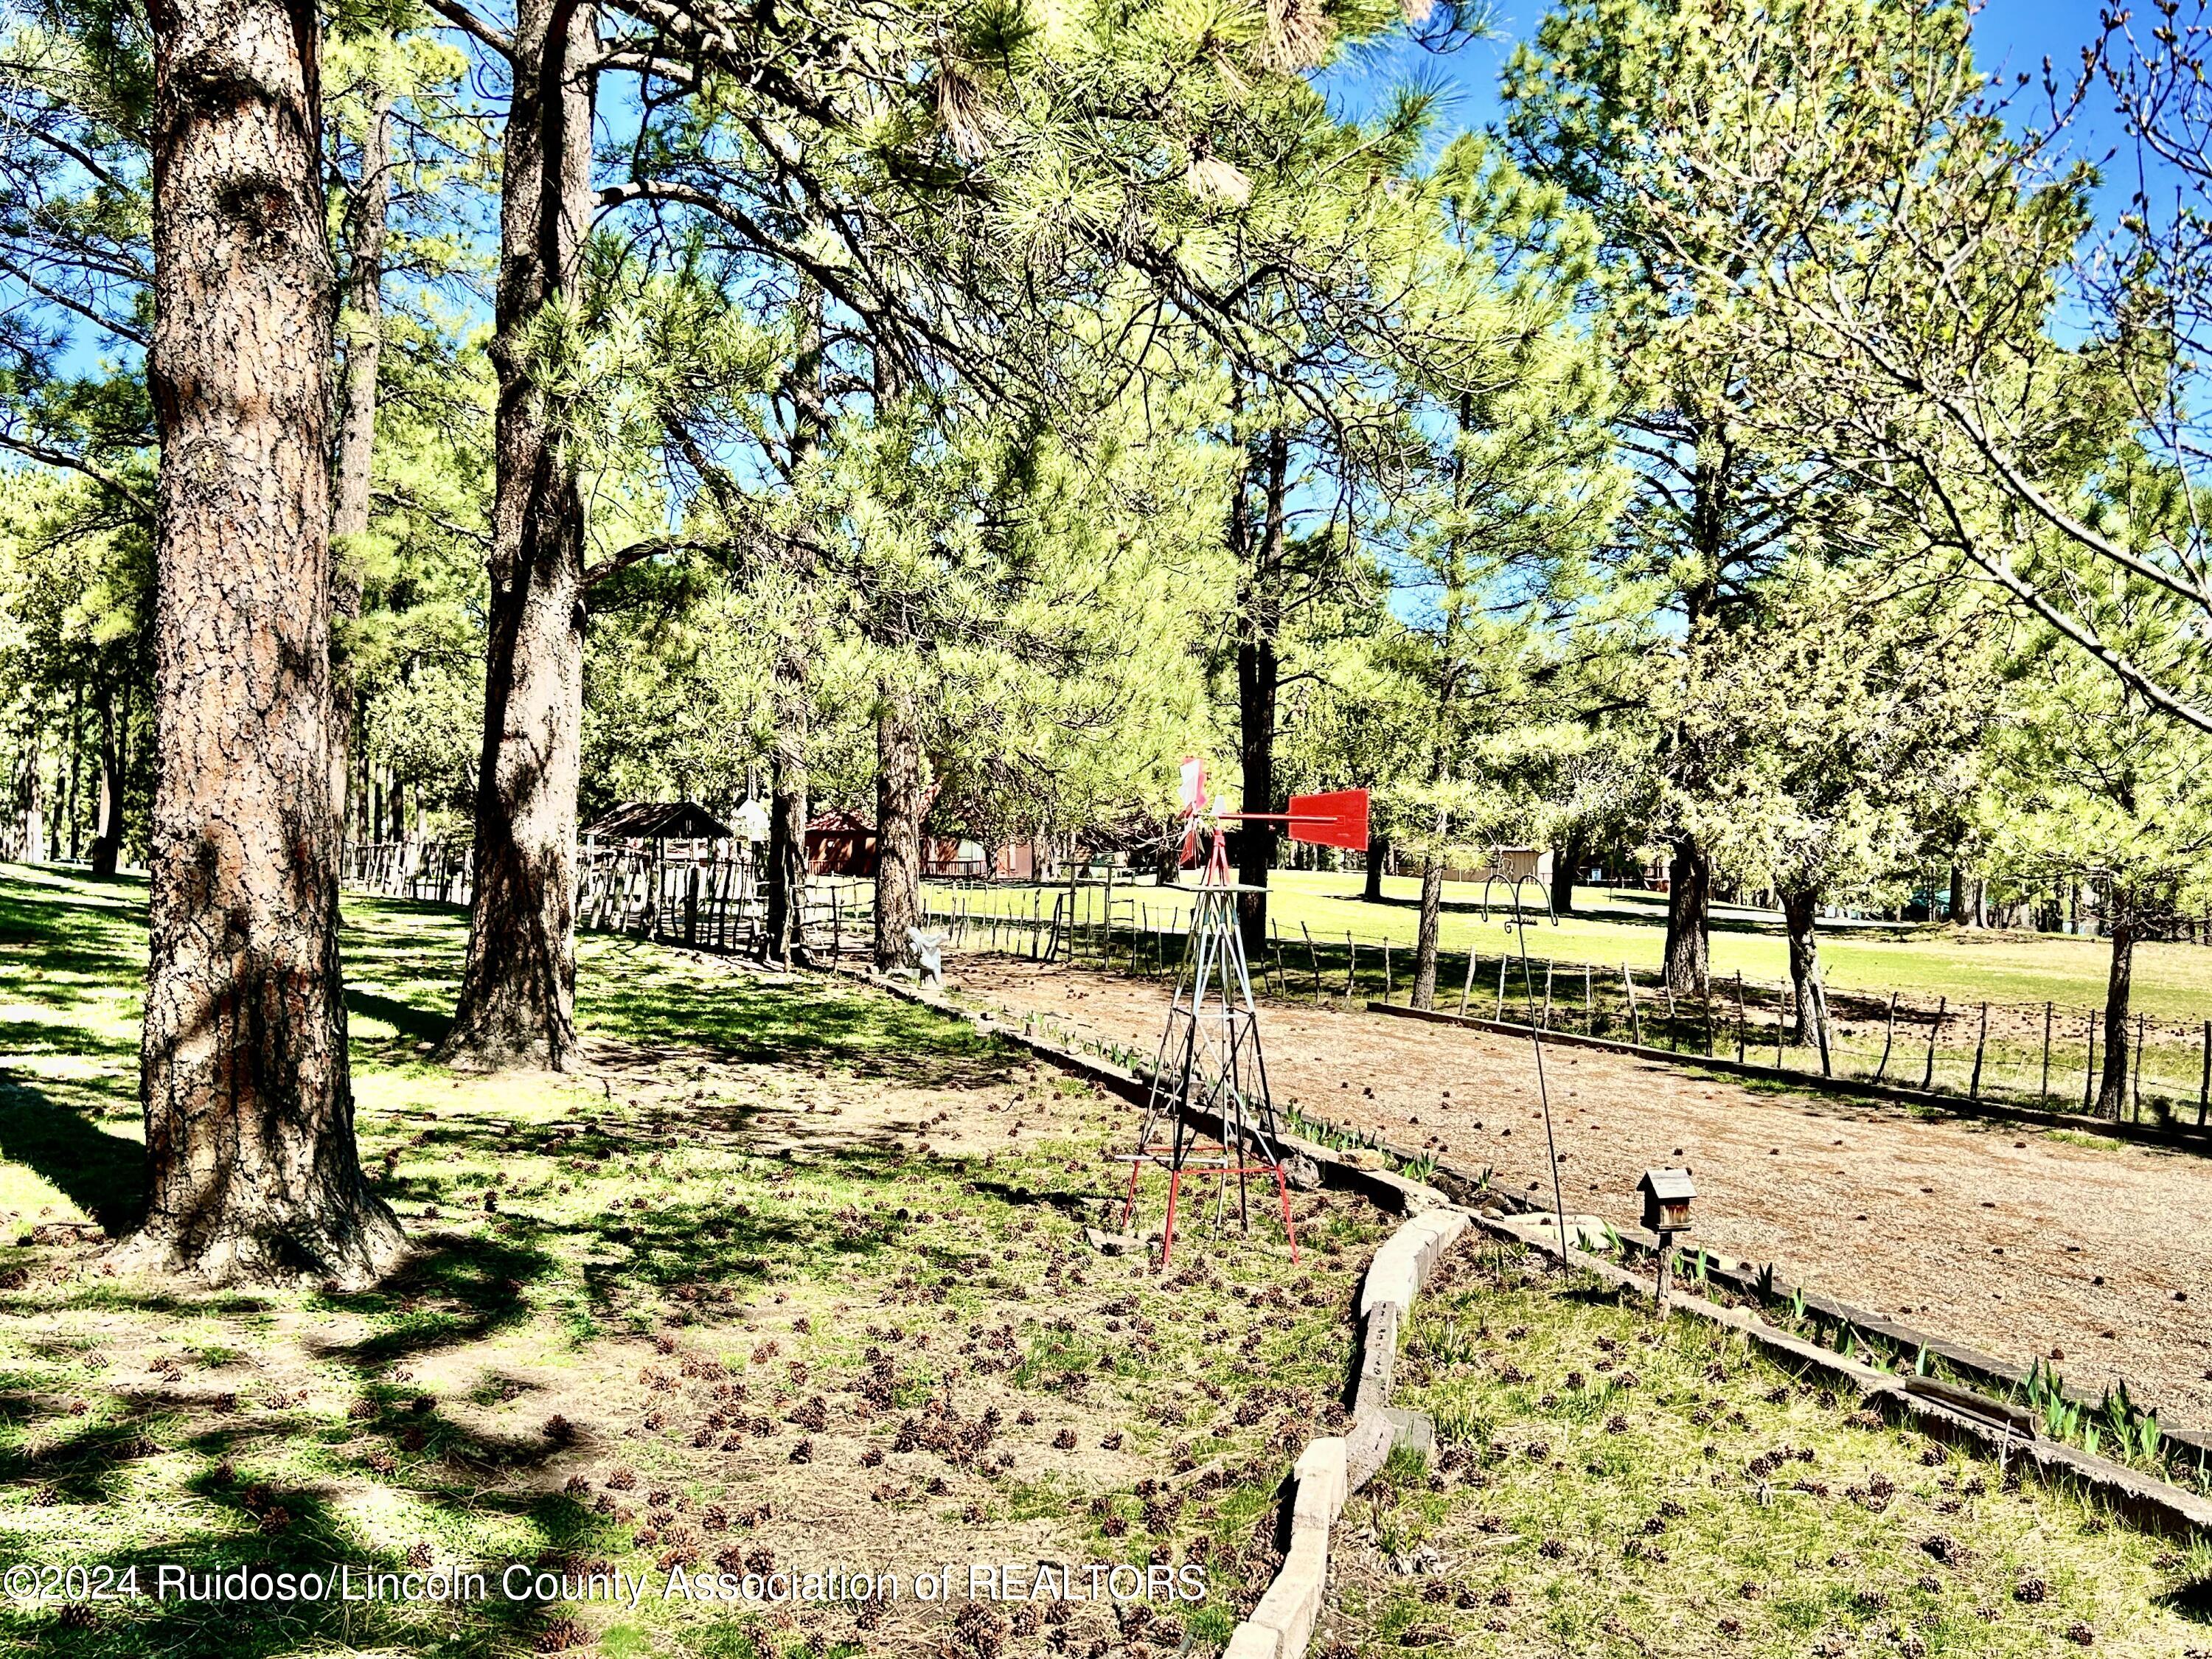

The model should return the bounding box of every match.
[1321,0,2118,167]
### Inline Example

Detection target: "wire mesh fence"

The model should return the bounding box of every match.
[917,882,2212,1131]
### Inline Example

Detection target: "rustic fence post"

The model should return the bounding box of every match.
[1461,950,1478,1017]
[1662,980,1678,1050]
[2199,1019,2208,1127]
[2133,1013,2146,1122]
[1874,991,1897,1081]
[1734,972,1746,1062]
[1540,960,1554,1030]
[1583,964,1594,1034]
[1495,954,1509,1020]
[1969,1003,1988,1099]
[1301,922,1321,1004]
[1382,938,1393,1003]
[1777,981,1788,1069]
[2041,1002,2053,1101]
[1345,933,1357,1001]
[1623,965,1642,1047]
[2084,1013,2096,1113]
[1922,996,1946,1091]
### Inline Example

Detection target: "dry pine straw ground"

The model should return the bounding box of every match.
[947,958,2212,1430]
[0,909,1397,1659]
[1323,1246,2212,1659]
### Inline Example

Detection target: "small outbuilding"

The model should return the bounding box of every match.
[585,801,734,844]
[805,809,879,876]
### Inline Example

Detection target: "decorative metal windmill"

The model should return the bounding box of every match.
[1119,758,1368,1267]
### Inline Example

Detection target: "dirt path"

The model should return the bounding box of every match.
[950,955,2212,1429]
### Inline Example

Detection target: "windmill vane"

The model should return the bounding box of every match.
[1118,763,1368,1267]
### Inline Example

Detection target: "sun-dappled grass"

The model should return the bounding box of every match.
[0,863,1390,1658]
[0,863,2206,1658]
[1322,1243,2212,1658]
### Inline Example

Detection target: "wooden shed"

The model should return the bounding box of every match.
[805,809,878,876]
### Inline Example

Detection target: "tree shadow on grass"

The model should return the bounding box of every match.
[0,1480,568,1659]
[2156,1579,2212,1623]
[305,1231,552,1372]
[0,1074,142,1234]
[343,988,450,1046]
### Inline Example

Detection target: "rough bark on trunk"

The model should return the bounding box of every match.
[1411,833,1444,1012]
[1234,427,1287,953]
[327,81,392,833]
[439,0,596,1070]
[763,687,810,964]
[1362,832,1388,903]
[1781,886,1829,1054]
[127,0,400,1284]
[872,678,928,970]
[88,680,122,878]
[2097,892,2137,1118]
[760,299,826,966]
[14,726,43,862]
[65,684,81,861]
[1551,824,1586,917]
[1662,832,1711,995]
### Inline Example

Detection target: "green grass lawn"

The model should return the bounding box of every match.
[1326,1245,2212,1658]
[1,865,2208,1659]
[0,866,1388,1658]
[927,869,2212,1023]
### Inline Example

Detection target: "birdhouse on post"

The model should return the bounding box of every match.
[1638,1169,1695,1235]
[1636,1168,1695,1314]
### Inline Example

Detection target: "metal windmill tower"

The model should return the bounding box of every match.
[1119,759,1368,1267]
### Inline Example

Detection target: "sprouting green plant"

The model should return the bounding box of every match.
[1421,1318,1483,1368]
[2025,1360,2085,1444]
[1913,1345,1930,1378]
[1691,1248,1709,1284]
[1788,1286,1808,1326]
[1595,1219,1624,1254]
[1754,1263,1777,1301]
[2101,1380,2162,1467]
[1401,1151,1441,1183]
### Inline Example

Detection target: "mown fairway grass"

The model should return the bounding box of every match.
[928,869,2212,1022]
[0,866,2208,1658]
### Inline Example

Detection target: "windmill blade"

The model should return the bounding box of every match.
[1285,788,1368,850]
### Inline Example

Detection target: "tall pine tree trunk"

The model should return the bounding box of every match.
[872,676,928,970]
[127,0,400,1283]
[1411,819,1444,1012]
[1662,832,1710,995]
[1551,824,1585,917]
[763,681,810,964]
[2096,889,2137,1119]
[1362,832,1388,902]
[1781,885,1829,1056]
[328,81,392,836]
[760,296,825,966]
[440,0,596,1069]
[1234,427,1287,954]
[88,680,121,878]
